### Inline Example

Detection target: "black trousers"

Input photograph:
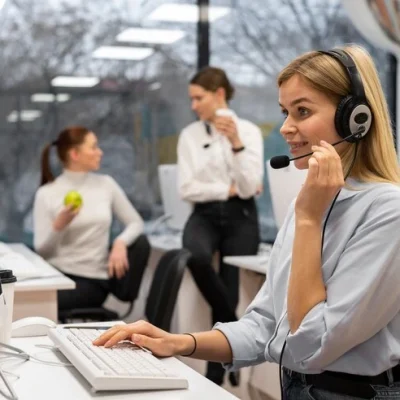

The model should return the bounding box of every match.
[183,196,260,380]
[57,235,149,311]
[58,273,110,311]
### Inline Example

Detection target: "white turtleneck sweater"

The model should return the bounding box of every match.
[33,170,144,280]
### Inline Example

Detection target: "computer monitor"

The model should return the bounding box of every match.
[158,164,192,231]
[266,160,307,229]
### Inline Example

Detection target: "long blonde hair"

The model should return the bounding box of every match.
[277,44,400,184]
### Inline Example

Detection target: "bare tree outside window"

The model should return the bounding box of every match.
[0,0,391,244]
[0,0,196,242]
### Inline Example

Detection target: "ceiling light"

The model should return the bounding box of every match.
[51,76,100,87]
[0,0,5,11]
[147,3,231,23]
[56,94,71,102]
[92,46,154,60]
[31,93,71,102]
[7,110,42,123]
[116,28,185,44]
[7,111,17,123]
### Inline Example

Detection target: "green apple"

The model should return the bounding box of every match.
[64,190,83,210]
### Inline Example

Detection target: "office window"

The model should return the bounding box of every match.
[0,0,197,244]
[210,0,391,242]
[0,0,393,245]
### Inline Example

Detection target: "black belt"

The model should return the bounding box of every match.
[284,365,400,399]
[194,196,254,207]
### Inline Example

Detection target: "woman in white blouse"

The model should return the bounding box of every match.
[34,125,148,313]
[177,67,264,385]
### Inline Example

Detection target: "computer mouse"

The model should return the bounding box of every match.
[11,316,57,337]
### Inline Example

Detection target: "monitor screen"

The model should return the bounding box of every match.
[158,164,192,231]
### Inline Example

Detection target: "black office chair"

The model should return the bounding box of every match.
[59,234,151,323]
[145,248,191,331]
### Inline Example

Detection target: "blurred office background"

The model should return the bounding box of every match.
[0,0,393,245]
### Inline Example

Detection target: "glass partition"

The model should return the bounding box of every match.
[0,0,197,243]
[0,0,393,245]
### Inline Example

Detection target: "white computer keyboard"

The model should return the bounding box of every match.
[48,327,188,392]
[0,252,59,281]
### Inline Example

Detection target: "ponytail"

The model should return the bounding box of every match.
[40,143,55,186]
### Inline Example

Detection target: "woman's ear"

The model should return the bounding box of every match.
[68,148,79,163]
[215,87,226,103]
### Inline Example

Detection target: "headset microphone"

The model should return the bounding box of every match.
[270,127,365,170]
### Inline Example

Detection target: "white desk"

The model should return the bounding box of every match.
[6,334,239,400]
[223,255,268,275]
[150,233,270,275]
[148,233,182,252]
[8,244,75,321]
[223,241,272,274]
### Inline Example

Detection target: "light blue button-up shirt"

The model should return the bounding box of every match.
[215,179,400,375]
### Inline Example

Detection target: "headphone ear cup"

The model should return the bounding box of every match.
[335,96,368,143]
[334,96,352,140]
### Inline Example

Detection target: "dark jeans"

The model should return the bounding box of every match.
[182,196,260,381]
[58,235,149,311]
[283,369,400,400]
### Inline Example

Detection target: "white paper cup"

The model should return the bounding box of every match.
[0,270,16,344]
[215,108,235,118]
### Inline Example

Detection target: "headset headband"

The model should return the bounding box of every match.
[319,49,366,100]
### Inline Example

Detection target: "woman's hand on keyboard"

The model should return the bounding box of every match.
[92,321,179,357]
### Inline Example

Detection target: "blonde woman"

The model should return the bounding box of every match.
[94,45,400,399]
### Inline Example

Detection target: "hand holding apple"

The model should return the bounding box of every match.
[53,205,80,231]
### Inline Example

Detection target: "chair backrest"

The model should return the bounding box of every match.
[110,234,151,303]
[266,161,307,229]
[145,249,191,331]
[158,164,192,231]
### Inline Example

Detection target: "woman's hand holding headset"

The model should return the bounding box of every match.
[295,140,345,224]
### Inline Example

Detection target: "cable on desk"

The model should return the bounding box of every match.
[0,366,18,400]
[0,341,73,367]
[0,340,74,400]
[30,345,72,367]
[0,343,29,362]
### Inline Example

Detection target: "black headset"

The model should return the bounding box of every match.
[319,49,373,143]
